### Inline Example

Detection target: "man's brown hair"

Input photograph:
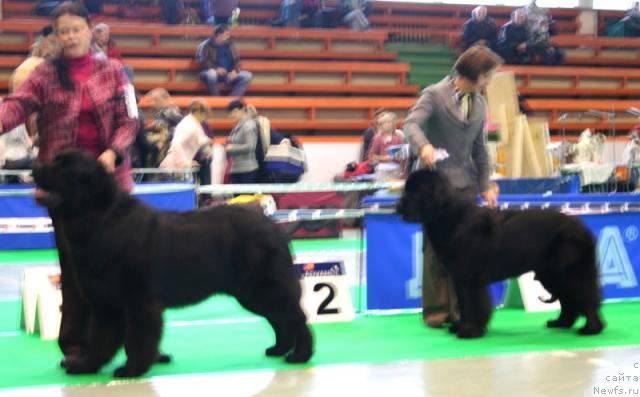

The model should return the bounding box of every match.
[453,46,503,83]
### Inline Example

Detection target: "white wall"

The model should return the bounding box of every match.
[298,142,362,183]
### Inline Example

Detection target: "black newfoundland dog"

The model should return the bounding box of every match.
[33,149,313,377]
[397,169,604,339]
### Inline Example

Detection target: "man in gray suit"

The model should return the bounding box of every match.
[404,46,502,328]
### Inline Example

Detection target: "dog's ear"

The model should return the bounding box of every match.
[86,161,118,208]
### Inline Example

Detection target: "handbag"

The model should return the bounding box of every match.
[263,144,307,180]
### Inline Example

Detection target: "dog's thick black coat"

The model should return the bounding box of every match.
[397,169,604,338]
[33,150,313,377]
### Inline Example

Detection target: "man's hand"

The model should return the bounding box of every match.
[517,42,527,53]
[228,70,238,81]
[480,190,498,208]
[97,149,118,173]
[419,144,436,166]
[216,67,227,77]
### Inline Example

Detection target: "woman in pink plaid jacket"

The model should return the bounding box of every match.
[0,1,138,370]
[0,6,137,189]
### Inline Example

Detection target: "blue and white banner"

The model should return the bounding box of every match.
[365,208,640,311]
[584,213,640,300]
[0,184,196,250]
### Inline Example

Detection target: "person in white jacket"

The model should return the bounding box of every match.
[160,99,213,183]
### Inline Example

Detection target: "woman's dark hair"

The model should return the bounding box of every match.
[51,1,91,91]
[227,99,246,112]
[453,45,503,83]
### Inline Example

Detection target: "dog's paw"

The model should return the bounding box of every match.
[265,345,290,357]
[456,325,486,339]
[285,350,312,364]
[64,358,100,375]
[578,322,604,335]
[546,319,573,328]
[113,364,148,378]
[59,353,84,369]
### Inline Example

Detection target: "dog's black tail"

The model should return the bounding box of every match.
[538,294,558,304]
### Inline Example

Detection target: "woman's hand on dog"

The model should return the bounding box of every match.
[419,144,437,166]
[480,190,498,208]
[98,149,118,173]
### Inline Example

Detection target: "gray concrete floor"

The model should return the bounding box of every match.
[0,346,637,397]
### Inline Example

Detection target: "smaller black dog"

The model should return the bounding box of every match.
[33,149,313,377]
[397,169,604,338]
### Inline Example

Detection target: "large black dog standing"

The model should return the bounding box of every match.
[397,169,604,339]
[33,150,313,377]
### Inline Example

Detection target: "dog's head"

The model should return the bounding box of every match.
[396,168,453,222]
[32,149,118,215]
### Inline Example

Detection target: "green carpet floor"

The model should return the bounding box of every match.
[1,249,639,391]
[0,299,638,390]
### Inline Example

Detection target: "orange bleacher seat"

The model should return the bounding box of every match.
[552,35,640,66]
[523,99,640,131]
[501,65,640,97]
[0,21,395,61]
[0,56,418,95]
[128,58,417,95]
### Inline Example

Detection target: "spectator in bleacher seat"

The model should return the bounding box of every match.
[271,0,318,28]
[620,1,640,37]
[161,0,183,24]
[527,19,564,65]
[337,0,371,31]
[271,0,303,27]
[521,0,557,36]
[496,9,531,64]
[403,45,501,329]
[225,99,260,184]
[196,24,253,97]
[146,88,183,140]
[92,23,134,82]
[367,112,405,164]
[160,99,214,185]
[360,107,387,161]
[203,0,239,26]
[92,23,122,61]
[301,0,322,28]
[462,6,498,51]
[0,1,138,367]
